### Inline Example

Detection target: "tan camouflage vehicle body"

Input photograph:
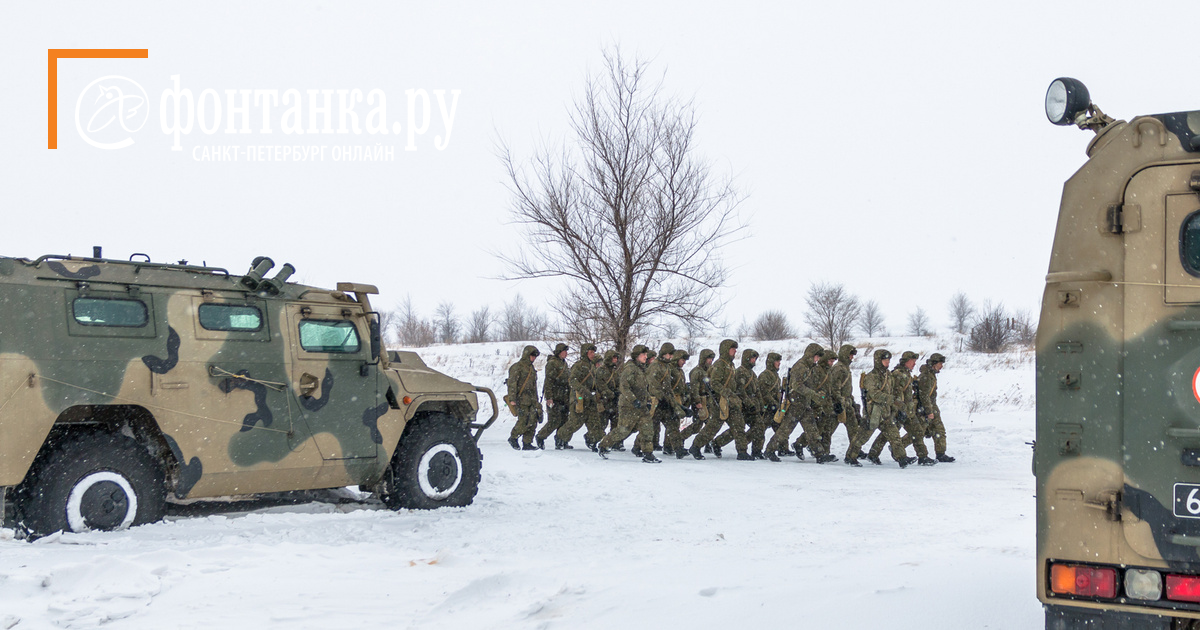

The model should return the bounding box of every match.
[1039,79,1200,628]
[0,253,496,538]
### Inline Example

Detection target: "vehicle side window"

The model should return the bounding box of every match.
[298,319,361,353]
[72,297,148,327]
[198,304,263,331]
[1182,210,1200,277]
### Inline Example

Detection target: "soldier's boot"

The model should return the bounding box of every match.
[712,443,723,459]
[536,436,547,450]
[766,450,781,462]
[819,454,839,464]
[642,453,662,464]
[857,450,868,459]
[936,453,956,463]
[584,437,595,451]
[751,448,765,460]
[867,455,882,465]
[845,457,863,467]
[553,437,564,450]
[631,445,644,457]
[598,447,610,460]
[522,443,538,451]
[689,443,706,460]
[675,447,688,460]
[736,451,753,461]
[613,441,626,452]
[508,437,520,450]
[780,448,795,456]
[562,441,575,450]
[792,441,806,461]
[898,457,910,469]
[703,444,713,454]
[663,445,675,456]
[918,456,937,466]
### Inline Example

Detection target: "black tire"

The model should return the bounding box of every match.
[14,430,166,538]
[383,414,482,510]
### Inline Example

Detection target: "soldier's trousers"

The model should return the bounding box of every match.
[680,415,702,445]
[859,418,908,462]
[556,401,598,445]
[895,417,930,458]
[833,410,858,449]
[599,407,654,454]
[792,409,829,457]
[509,404,543,445]
[927,410,948,455]
[745,409,767,452]
[816,413,840,454]
[712,401,749,453]
[536,400,569,441]
[655,407,684,452]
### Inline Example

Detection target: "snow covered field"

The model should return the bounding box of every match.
[0,336,1041,629]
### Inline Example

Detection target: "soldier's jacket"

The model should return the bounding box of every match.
[786,343,824,407]
[596,350,620,408]
[689,349,715,407]
[735,350,759,414]
[862,355,894,422]
[918,362,938,415]
[757,355,782,415]
[618,357,651,412]
[709,340,740,407]
[830,345,859,417]
[543,353,569,404]
[508,346,541,408]
[807,356,835,415]
[891,364,917,420]
[671,361,688,408]
[568,351,599,404]
[646,355,681,415]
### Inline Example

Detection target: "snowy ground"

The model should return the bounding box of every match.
[0,336,1041,629]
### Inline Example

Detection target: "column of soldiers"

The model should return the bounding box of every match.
[505,340,956,466]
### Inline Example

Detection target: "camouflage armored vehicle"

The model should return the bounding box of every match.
[0,251,496,538]
[1038,78,1200,628]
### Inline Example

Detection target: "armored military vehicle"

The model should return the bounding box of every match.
[1039,78,1200,628]
[0,251,496,538]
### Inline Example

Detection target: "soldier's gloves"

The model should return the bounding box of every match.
[833,401,843,414]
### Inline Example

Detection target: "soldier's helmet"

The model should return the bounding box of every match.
[659,342,676,357]
[676,350,690,363]
[874,349,891,361]
[581,342,597,355]
[631,344,649,359]
[553,342,569,355]
[767,351,782,364]
[929,352,946,364]
[900,350,920,363]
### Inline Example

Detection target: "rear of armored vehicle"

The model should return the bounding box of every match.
[1039,79,1200,628]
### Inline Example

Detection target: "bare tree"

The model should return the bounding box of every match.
[395,295,436,348]
[499,294,551,342]
[465,306,492,344]
[968,301,1012,353]
[803,282,861,350]
[377,308,399,346]
[1012,309,1036,347]
[751,310,795,341]
[948,292,974,335]
[859,300,885,338]
[434,301,460,345]
[498,47,744,354]
[907,307,932,337]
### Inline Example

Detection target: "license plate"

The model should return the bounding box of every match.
[1174,483,1200,519]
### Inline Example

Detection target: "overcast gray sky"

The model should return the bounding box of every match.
[2,1,1193,337]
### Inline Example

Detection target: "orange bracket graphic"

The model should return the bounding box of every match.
[47,48,148,149]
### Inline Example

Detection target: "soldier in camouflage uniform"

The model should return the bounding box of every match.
[506,345,542,451]
[919,352,955,463]
[868,350,927,465]
[648,342,686,456]
[814,350,843,456]
[705,339,751,460]
[553,343,601,450]
[592,349,621,449]
[536,343,571,449]
[681,348,715,459]
[797,349,839,461]
[757,352,784,445]
[598,344,660,463]
[671,350,693,459]
[829,344,862,456]
[732,349,765,458]
[766,343,827,461]
[846,349,910,467]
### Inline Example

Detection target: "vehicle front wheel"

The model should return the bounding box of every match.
[14,430,166,538]
[382,414,482,510]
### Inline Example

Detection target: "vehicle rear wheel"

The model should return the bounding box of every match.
[14,430,166,538]
[383,414,482,510]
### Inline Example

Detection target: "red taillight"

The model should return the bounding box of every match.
[1166,575,1200,603]
[1050,564,1117,599]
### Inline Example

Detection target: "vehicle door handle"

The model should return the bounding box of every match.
[299,372,319,398]
[1168,428,1200,439]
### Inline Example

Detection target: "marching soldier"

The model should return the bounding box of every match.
[536,343,571,449]
[671,350,692,459]
[830,344,862,456]
[815,350,842,456]
[592,349,621,450]
[757,352,784,448]
[734,349,765,459]
[598,344,660,463]
[506,345,542,451]
[796,348,838,461]
[681,348,715,459]
[766,343,826,461]
[867,350,923,465]
[920,353,956,462]
[706,339,752,460]
[554,343,602,450]
[647,343,686,456]
[846,349,909,467]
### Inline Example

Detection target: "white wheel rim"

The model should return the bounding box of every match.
[417,444,462,500]
[66,471,138,532]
